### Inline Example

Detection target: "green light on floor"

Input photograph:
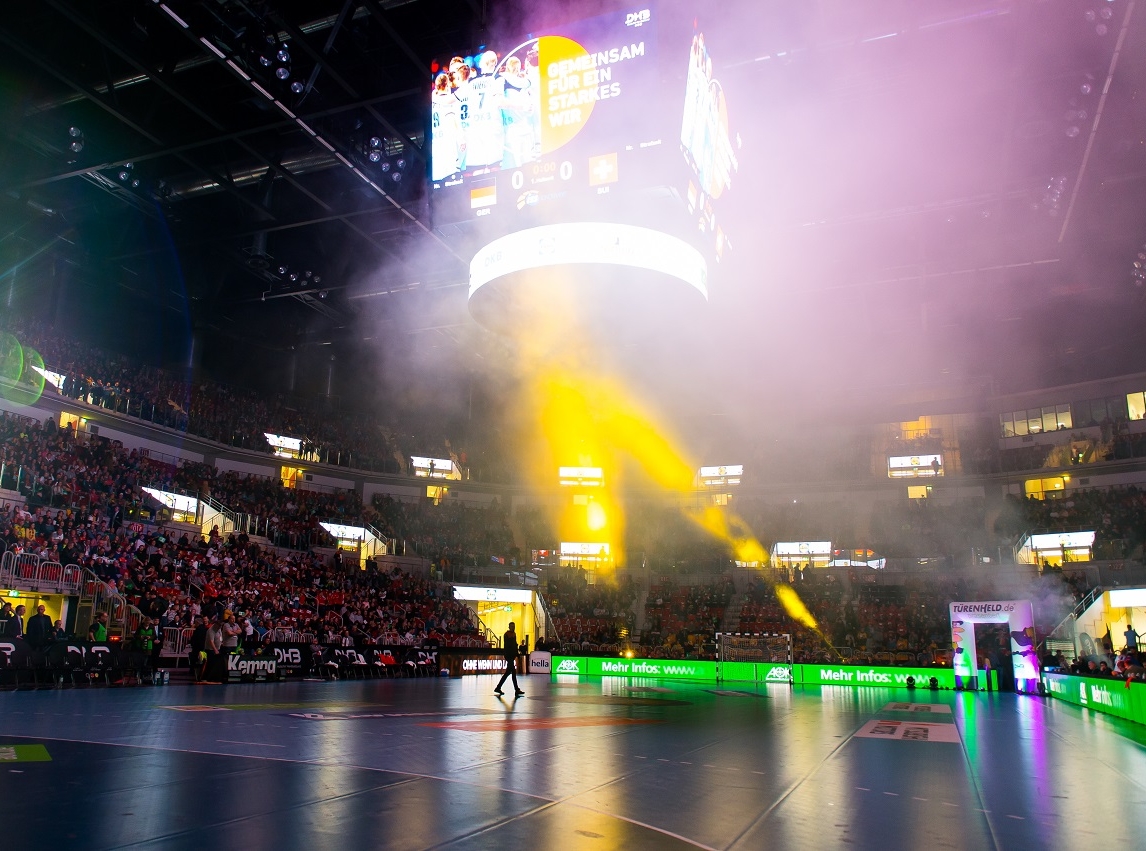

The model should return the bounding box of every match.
[0,744,51,762]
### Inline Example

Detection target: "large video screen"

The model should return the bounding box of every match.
[432,4,740,271]
[678,25,739,264]
[430,7,661,218]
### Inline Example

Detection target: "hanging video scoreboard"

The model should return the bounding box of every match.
[429,2,739,269]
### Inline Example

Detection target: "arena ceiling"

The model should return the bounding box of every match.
[2,0,1146,417]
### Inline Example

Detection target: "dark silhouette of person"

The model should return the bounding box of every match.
[26,605,53,648]
[494,622,524,696]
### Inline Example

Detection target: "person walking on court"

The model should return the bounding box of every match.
[494,622,524,696]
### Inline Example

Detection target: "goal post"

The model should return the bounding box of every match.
[716,632,793,684]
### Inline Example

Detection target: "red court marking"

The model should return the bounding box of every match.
[420,716,661,732]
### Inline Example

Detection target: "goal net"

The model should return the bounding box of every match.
[717,632,792,665]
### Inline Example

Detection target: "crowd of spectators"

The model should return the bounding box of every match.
[0,412,494,652]
[1,494,487,650]
[0,411,362,552]
[10,306,1146,683]
[1003,488,1146,557]
[727,568,1088,665]
[0,317,482,480]
[637,578,735,659]
[1058,621,1146,682]
[543,569,637,646]
[368,495,517,569]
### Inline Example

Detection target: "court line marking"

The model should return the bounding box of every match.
[726,720,861,849]
[216,740,286,747]
[0,732,721,850]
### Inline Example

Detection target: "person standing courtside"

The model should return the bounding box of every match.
[26,605,53,649]
[4,604,26,638]
[494,621,524,697]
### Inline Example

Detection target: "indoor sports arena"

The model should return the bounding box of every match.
[2,1,1146,849]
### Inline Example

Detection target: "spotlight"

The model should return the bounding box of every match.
[118,170,130,181]
[1037,682,1047,696]
[380,161,391,172]
[395,158,406,170]
[277,265,288,275]
[368,136,382,149]
[1080,83,1093,95]
[265,34,276,45]
[311,276,321,284]
[367,149,382,163]
[277,49,290,63]
[68,126,82,138]
[391,172,402,183]
[303,270,312,279]
[259,55,271,67]
[275,67,290,80]
[1066,126,1080,138]
[131,179,140,188]
[318,290,328,299]
[290,81,304,94]
[289,272,298,281]
[905,676,916,689]
[928,677,939,690]
[69,140,84,153]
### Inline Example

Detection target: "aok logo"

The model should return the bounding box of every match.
[555,659,581,673]
[764,666,791,682]
[626,9,651,27]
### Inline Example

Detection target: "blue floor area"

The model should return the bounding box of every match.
[1,675,1145,850]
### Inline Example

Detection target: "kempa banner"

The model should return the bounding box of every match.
[550,656,954,688]
[226,654,278,680]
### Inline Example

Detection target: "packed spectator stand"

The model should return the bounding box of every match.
[543,569,637,652]
[7,317,1146,687]
[0,401,1131,686]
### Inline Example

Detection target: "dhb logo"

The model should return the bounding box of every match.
[626,9,651,27]
[274,647,302,665]
[555,659,580,673]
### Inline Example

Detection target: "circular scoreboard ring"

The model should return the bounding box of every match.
[467,222,709,335]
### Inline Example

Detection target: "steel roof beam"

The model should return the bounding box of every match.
[0,25,274,222]
[46,0,404,263]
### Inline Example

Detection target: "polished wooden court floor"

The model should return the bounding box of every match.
[1,674,1143,850]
